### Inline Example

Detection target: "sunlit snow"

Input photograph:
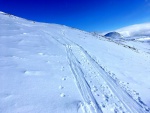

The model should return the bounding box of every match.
[0,12,150,113]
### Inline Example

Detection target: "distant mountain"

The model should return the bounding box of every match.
[104,31,123,38]
[104,23,150,54]
[116,23,150,37]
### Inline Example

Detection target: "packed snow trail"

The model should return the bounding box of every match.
[66,44,149,113]
[67,45,103,113]
[43,32,102,113]
[71,45,149,113]
[43,30,150,113]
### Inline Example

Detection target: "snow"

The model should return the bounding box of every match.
[136,37,150,41]
[104,32,123,38]
[103,23,150,54]
[119,39,150,54]
[0,12,150,113]
[116,23,150,37]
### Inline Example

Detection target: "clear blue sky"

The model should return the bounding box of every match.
[0,0,150,31]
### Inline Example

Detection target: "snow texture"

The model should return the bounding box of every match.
[0,11,150,113]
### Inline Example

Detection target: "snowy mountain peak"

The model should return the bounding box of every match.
[104,31,123,38]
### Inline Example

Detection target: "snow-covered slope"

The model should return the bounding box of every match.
[0,11,150,113]
[102,23,150,54]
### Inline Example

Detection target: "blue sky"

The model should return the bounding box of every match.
[0,0,150,31]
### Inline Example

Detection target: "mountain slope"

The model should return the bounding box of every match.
[0,12,150,113]
[102,23,150,54]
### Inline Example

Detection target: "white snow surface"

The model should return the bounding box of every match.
[136,37,150,41]
[0,12,150,113]
[116,23,150,37]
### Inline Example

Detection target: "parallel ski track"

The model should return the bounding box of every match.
[74,45,150,113]
[67,45,103,113]
[44,30,150,113]
[47,34,103,113]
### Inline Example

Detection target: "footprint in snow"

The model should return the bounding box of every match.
[89,80,92,83]
[61,66,64,71]
[92,87,98,92]
[62,77,66,81]
[92,86,98,92]
[60,93,66,97]
[59,86,64,90]
[103,95,109,102]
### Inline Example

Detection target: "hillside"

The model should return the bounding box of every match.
[102,23,150,54]
[0,11,150,113]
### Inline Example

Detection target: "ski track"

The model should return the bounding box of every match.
[67,46,103,113]
[44,30,150,113]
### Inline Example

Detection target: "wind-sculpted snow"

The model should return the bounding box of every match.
[0,12,150,113]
